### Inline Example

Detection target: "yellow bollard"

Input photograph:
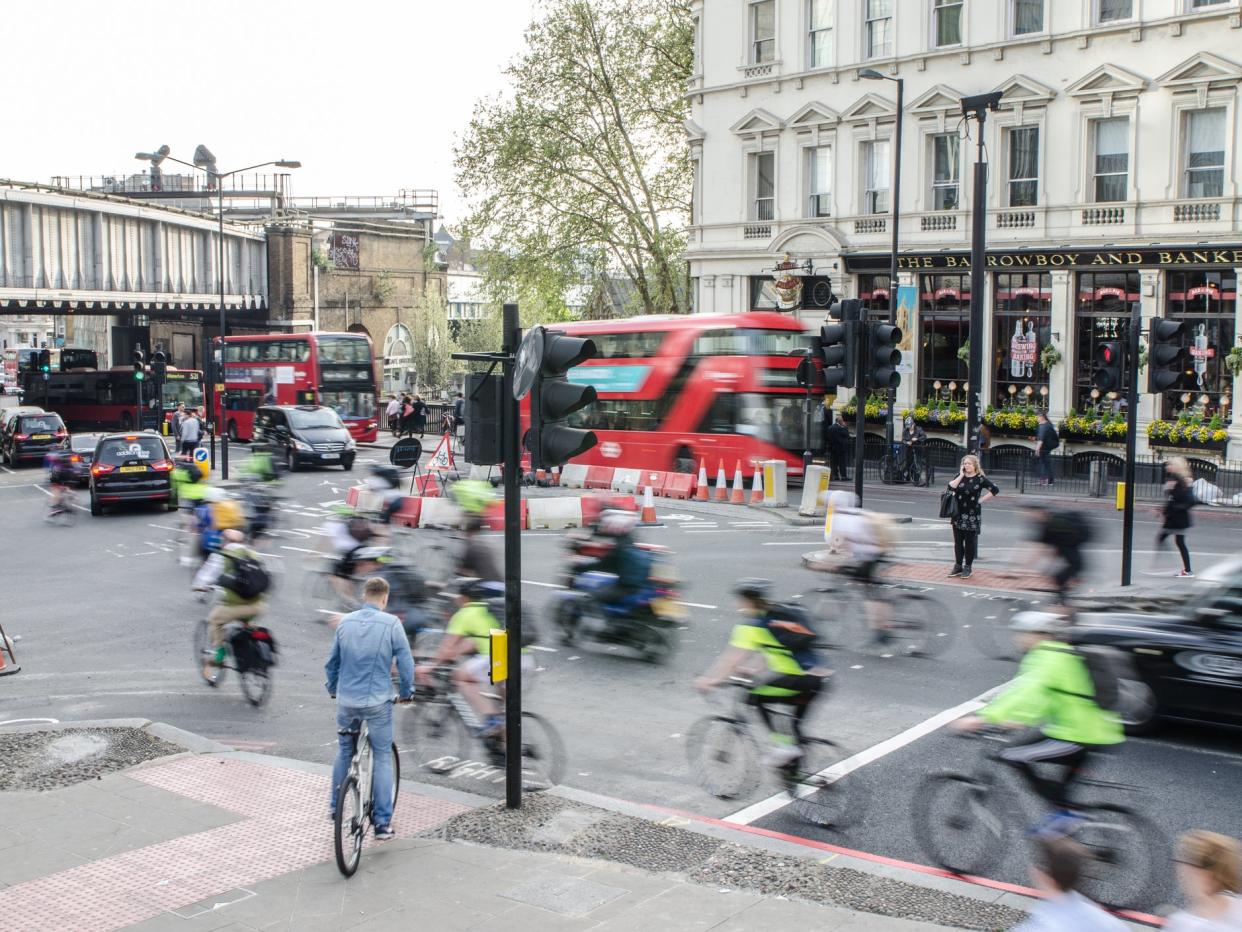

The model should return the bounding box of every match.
[1115,481,1126,510]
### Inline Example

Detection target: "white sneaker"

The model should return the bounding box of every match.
[763,744,803,767]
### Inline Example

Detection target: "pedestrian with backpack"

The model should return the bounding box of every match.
[1158,456,1197,578]
[1033,412,1060,486]
[696,579,831,767]
[193,529,272,684]
[952,611,1124,836]
[1020,504,1094,608]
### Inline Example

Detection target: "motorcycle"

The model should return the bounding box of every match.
[551,534,685,663]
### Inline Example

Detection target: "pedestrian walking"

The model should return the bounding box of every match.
[399,394,414,438]
[1013,836,1126,931]
[453,391,465,450]
[411,394,427,438]
[178,407,202,456]
[1166,830,1242,931]
[172,402,187,444]
[384,394,401,436]
[827,414,851,481]
[1034,412,1059,486]
[945,453,999,579]
[324,576,414,840]
[1158,456,1197,578]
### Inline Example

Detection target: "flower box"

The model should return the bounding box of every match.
[1149,437,1228,454]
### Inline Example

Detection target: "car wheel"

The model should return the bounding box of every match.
[1118,678,1159,735]
[286,449,298,473]
[90,492,102,517]
[342,457,354,471]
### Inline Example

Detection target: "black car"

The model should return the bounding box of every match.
[64,433,104,486]
[2,410,67,466]
[253,405,356,471]
[89,433,176,515]
[1073,562,1242,733]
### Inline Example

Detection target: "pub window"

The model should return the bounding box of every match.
[993,272,1052,408]
[1006,126,1039,207]
[805,145,833,218]
[1182,108,1226,199]
[858,273,892,318]
[930,133,961,210]
[1092,118,1129,203]
[1162,269,1237,420]
[1073,271,1140,411]
[750,151,775,221]
[750,276,780,309]
[862,139,891,213]
[918,273,970,399]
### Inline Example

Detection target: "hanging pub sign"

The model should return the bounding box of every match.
[845,245,1242,273]
[772,254,804,309]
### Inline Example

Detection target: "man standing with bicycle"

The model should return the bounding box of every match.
[325,577,414,840]
[952,612,1124,835]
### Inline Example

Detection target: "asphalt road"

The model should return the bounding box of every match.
[3,444,1240,909]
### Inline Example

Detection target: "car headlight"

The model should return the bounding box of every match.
[294,440,313,452]
[344,438,356,450]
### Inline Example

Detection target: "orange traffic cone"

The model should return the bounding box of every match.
[730,460,746,504]
[750,464,764,503]
[0,623,19,677]
[535,468,547,486]
[550,465,561,487]
[639,484,660,526]
[714,459,728,501]
[696,458,709,501]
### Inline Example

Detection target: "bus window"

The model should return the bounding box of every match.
[697,394,737,434]
[318,336,371,364]
[737,394,807,450]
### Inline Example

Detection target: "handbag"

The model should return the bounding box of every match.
[939,489,958,519]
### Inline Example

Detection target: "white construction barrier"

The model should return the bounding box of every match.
[418,496,464,528]
[610,468,643,494]
[760,459,788,508]
[799,465,832,516]
[560,464,590,489]
[527,497,584,530]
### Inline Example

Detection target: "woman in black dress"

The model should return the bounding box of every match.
[945,454,999,579]
[1158,456,1196,577]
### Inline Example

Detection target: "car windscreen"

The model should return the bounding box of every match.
[70,435,99,452]
[96,437,167,466]
[18,415,63,433]
[288,408,343,430]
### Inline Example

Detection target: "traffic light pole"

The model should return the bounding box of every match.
[136,370,144,431]
[853,320,866,505]
[966,131,987,455]
[1120,306,1141,587]
[500,302,523,809]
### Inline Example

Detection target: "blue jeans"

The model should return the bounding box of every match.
[331,701,395,829]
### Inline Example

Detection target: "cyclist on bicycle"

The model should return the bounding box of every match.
[43,448,76,517]
[365,465,405,525]
[326,505,379,602]
[951,611,1124,834]
[343,546,431,642]
[695,579,831,767]
[193,529,271,684]
[1019,504,1093,611]
[827,491,896,645]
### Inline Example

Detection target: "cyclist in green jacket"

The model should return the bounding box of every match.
[953,611,1124,834]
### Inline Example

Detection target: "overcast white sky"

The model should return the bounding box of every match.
[2,0,536,223]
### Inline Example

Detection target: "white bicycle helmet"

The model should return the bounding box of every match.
[597,509,638,536]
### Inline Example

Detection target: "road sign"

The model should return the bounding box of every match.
[389,437,423,469]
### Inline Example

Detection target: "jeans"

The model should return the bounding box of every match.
[332,701,396,829]
[952,526,978,568]
[1036,452,1053,483]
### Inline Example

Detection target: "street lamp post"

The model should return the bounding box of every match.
[134,152,301,478]
[860,69,904,456]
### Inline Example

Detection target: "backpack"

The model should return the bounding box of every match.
[221,554,271,600]
[1042,423,1060,452]
[1053,644,1134,714]
[763,603,822,667]
[1045,510,1093,548]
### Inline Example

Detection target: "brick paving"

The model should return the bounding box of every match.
[880,561,1050,593]
[0,756,468,932]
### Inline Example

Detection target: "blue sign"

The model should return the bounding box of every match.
[567,365,650,393]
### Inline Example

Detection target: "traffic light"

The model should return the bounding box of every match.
[132,347,145,381]
[151,350,167,384]
[526,327,598,469]
[866,323,903,390]
[1147,318,1185,394]
[37,350,51,374]
[1092,340,1123,392]
[818,317,855,391]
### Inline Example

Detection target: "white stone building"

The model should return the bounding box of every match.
[687,0,1242,453]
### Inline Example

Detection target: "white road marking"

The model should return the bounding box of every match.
[0,465,13,474]
[528,645,558,652]
[721,687,1002,826]
[761,541,818,546]
[678,600,718,609]
[148,523,182,532]
[0,717,59,726]
[280,546,323,555]
[522,580,566,589]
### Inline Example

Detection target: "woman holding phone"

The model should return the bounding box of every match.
[945,454,999,579]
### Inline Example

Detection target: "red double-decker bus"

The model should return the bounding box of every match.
[25,366,204,432]
[214,332,379,443]
[534,312,823,476]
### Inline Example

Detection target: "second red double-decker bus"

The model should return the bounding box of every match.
[536,312,822,477]
[215,332,379,443]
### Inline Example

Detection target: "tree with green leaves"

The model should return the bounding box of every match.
[455,0,693,319]
[408,288,454,393]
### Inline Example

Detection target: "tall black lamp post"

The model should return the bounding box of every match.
[135,151,301,478]
[859,69,904,453]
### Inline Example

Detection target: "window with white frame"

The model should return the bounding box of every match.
[1006,126,1039,207]
[1092,117,1130,202]
[1095,0,1133,22]
[863,140,891,213]
[930,133,960,210]
[805,146,833,217]
[1188,0,1230,9]
[933,0,963,47]
[692,14,702,73]
[864,0,893,59]
[750,151,775,220]
[808,0,833,68]
[750,0,775,64]
[690,156,701,224]
[1011,0,1044,34]
[1183,108,1226,198]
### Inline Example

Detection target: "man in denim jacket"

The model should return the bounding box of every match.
[325,576,415,838]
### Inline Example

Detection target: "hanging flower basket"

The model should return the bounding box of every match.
[984,408,1039,437]
[1147,419,1229,453]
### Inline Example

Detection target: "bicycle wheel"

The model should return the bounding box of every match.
[890,593,955,658]
[910,773,1006,877]
[787,737,856,829]
[802,585,867,652]
[1071,805,1168,910]
[518,712,566,791]
[685,715,760,800]
[239,667,271,707]
[879,454,895,485]
[406,700,471,775]
[390,743,401,811]
[333,773,364,878]
[192,619,226,686]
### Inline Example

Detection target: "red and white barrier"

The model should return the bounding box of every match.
[610,468,643,494]
[584,466,615,490]
[560,464,590,489]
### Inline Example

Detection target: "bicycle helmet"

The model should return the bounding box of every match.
[1009,611,1066,635]
[353,546,392,563]
[450,479,496,515]
[596,509,638,537]
[733,578,773,599]
[368,464,402,489]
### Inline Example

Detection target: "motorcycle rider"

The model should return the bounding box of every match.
[576,509,651,612]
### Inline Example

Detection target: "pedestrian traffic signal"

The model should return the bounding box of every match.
[151,350,167,384]
[1147,318,1185,394]
[527,328,598,469]
[1092,340,1123,391]
[818,313,855,392]
[867,323,903,390]
[37,349,51,374]
[132,347,145,381]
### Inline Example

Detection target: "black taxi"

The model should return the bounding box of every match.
[1073,560,1242,733]
[89,432,176,515]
